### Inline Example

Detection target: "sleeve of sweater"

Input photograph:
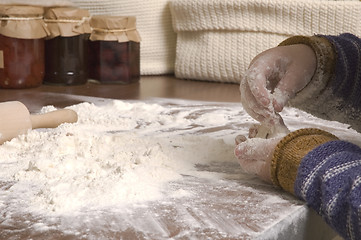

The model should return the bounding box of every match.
[271,128,361,240]
[278,33,361,132]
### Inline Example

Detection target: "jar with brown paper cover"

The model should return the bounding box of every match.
[88,15,141,84]
[0,5,48,89]
[44,7,91,85]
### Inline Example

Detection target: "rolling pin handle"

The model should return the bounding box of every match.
[30,109,78,129]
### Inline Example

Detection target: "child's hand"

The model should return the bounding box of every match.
[234,134,282,183]
[240,44,316,125]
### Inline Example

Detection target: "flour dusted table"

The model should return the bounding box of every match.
[0,76,337,239]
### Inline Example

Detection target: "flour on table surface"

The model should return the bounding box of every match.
[0,98,359,239]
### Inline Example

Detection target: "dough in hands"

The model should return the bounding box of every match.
[254,122,290,139]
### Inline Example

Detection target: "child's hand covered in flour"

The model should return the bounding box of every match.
[236,44,316,180]
[234,134,282,183]
[240,44,317,125]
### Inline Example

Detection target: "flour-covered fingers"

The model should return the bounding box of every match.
[235,138,274,160]
[240,77,274,122]
[244,65,272,108]
[234,137,282,182]
[235,134,247,145]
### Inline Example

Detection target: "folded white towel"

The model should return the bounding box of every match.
[170,0,361,83]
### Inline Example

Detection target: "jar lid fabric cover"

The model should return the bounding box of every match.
[44,7,91,38]
[89,15,141,43]
[0,5,48,39]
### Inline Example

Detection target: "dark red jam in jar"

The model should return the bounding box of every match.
[0,5,47,89]
[88,40,140,83]
[43,7,91,85]
[88,16,141,84]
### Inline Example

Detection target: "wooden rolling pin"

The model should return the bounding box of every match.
[0,101,78,145]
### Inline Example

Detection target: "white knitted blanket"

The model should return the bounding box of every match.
[170,0,361,83]
[71,0,177,75]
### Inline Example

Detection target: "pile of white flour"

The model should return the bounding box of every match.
[0,99,239,215]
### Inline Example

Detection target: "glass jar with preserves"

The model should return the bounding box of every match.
[0,5,48,89]
[88,16,141,84]
[44,7,91,85]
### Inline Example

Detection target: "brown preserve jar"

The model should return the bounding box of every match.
[44,7,91,85]
[0,5,48,89]
[88,16,141,84]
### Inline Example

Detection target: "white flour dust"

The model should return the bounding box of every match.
[0,98,360,239]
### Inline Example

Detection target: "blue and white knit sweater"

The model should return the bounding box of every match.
[272,34,361,240]
[295,140,361,240]
[280,33,361,133]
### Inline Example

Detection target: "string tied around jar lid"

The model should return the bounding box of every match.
[44,16,90,28]
[0,16,44,21]
[91,27,137,33]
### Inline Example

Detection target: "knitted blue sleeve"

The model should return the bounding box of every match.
[321,33,361,113]
[294,140,361,240]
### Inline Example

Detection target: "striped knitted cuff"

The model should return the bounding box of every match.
[271,128,338,194]
[279,35,336,104]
